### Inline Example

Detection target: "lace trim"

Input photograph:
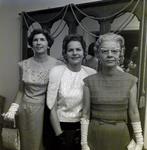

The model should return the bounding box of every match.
[19,59,50,84]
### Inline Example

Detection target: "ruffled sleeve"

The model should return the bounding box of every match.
[18,59,30,83]
[18,59,28,71]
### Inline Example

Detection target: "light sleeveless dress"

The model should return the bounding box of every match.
[18,57,59,150]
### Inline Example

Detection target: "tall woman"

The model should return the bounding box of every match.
[46,34,96,150]
[81,33,144,150]
[3,29,61,150]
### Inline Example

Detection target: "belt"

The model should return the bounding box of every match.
[22,100,44,106]
[94,119,124,125]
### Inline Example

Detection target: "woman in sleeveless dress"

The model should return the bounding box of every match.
[3,29,61,150]
[81,33,144,150]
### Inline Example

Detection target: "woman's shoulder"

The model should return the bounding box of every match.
[84,71,99,80]
[124,72,138,81]
[48,56,65,65]
[81,65,97,75]
[18,58,31,69]
[123,71,137,78]
[48,56,57,62]
[83,72,99,85]
[50,65,66,74]
[49,65,67,82]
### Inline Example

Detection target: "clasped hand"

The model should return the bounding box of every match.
[1,103,19,121]
[2,112,15,121]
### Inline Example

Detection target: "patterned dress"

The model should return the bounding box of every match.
[83,70,138,150]
[18,57,59,150]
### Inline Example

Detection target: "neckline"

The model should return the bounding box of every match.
[66,66,82,74]
[27,57,50,72]
[101,69,118,76]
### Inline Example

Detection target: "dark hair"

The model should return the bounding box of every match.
[88,42,95,56]
[28,29,54,48]
[62,34,87,60]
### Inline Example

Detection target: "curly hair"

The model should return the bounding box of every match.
[62,34,87,61]
[95,32,125,57]
[28,29,54,48]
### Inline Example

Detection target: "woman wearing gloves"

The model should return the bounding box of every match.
[46,34,96,150]
[3,29,62,150]
[81,33,144,150]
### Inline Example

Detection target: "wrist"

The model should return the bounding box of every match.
[55,130,63,136]
[81,118,89,145]
[131,121,144,146]
[81,143,90,150]
[80,118,89,124]
[9,103,19,112]
[56,131,64,136]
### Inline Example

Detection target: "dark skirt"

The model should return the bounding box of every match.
[58,122,81,150]
[44,121,81,150]
[88,119,130,150]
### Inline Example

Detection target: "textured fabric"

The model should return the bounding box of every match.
[83,70,138,150]
[56,122,81,150]
[57,67,88,122]
[18,57,59,150]
[47,65,96,110]
[88,119,130,150]
[83,71,137,121]
[1,128,20,150]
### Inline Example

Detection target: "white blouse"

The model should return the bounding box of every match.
[57,67,88,122]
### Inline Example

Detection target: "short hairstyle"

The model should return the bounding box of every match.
[88,42,95,56]
[62,34,87,60]
[28,29,54,48]
[95,32,125,56]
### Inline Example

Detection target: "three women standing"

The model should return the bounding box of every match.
[3,29,143,150]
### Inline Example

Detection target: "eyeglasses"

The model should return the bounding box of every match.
[100,48,120,55]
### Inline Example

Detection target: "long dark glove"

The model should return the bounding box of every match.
[56,132,69,150]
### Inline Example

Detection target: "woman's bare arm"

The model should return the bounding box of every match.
[82,85,91,120]
[50,99,62,136]
[129,84,140,122]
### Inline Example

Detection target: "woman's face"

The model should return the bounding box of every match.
[66,41,84,66]
[32,33,48,54]
[99,40,121,68]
